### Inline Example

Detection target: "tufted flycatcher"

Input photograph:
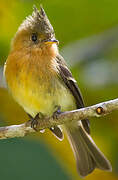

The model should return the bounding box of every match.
[4,5,112,177]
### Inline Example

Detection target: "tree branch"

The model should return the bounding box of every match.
[0,98,118,139]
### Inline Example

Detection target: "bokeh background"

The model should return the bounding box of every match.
[0,0,118,179]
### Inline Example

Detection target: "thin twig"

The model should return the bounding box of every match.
[0,98,118,139]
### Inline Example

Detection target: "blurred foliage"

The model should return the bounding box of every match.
[1,0,118,179]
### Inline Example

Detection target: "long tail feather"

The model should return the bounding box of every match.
[65,123,112,177]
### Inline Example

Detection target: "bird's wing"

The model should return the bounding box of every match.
[50,126,63,140]
[56,54,90,134]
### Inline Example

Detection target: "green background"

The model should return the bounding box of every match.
[0,0,118,179]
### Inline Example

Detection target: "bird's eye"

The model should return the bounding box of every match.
[31,33,38,42]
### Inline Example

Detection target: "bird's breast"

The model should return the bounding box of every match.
[5,52,76,117]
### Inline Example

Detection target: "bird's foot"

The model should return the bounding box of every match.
[28,112,44,131]
[53,105,62,119]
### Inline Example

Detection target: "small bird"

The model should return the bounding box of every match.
[4,5,112,177]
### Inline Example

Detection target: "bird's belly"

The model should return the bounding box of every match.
[10,77,76,118]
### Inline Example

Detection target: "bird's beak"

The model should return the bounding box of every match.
[44,39,59,45]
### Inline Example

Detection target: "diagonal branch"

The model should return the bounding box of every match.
[0,98,118,140]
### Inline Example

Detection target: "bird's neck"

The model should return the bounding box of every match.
[28,43,59,72]
[30,43,58,61]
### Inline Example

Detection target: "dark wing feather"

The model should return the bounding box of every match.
[50,126,63,140]
[56,54,90,134]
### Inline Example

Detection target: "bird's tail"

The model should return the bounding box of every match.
[65,123,112,177]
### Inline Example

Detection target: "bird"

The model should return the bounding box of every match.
[4,5,112,177]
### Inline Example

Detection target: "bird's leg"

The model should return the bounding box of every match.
[27,112,44,131]
[50,106,63,140]
[53,105,62,119]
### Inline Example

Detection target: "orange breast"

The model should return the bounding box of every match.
[5,46,56,116]
[5,46,76,118]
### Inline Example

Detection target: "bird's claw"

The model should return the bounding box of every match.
[28,113,44,131]
[31,113,39,131]
[53,105,62,119]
